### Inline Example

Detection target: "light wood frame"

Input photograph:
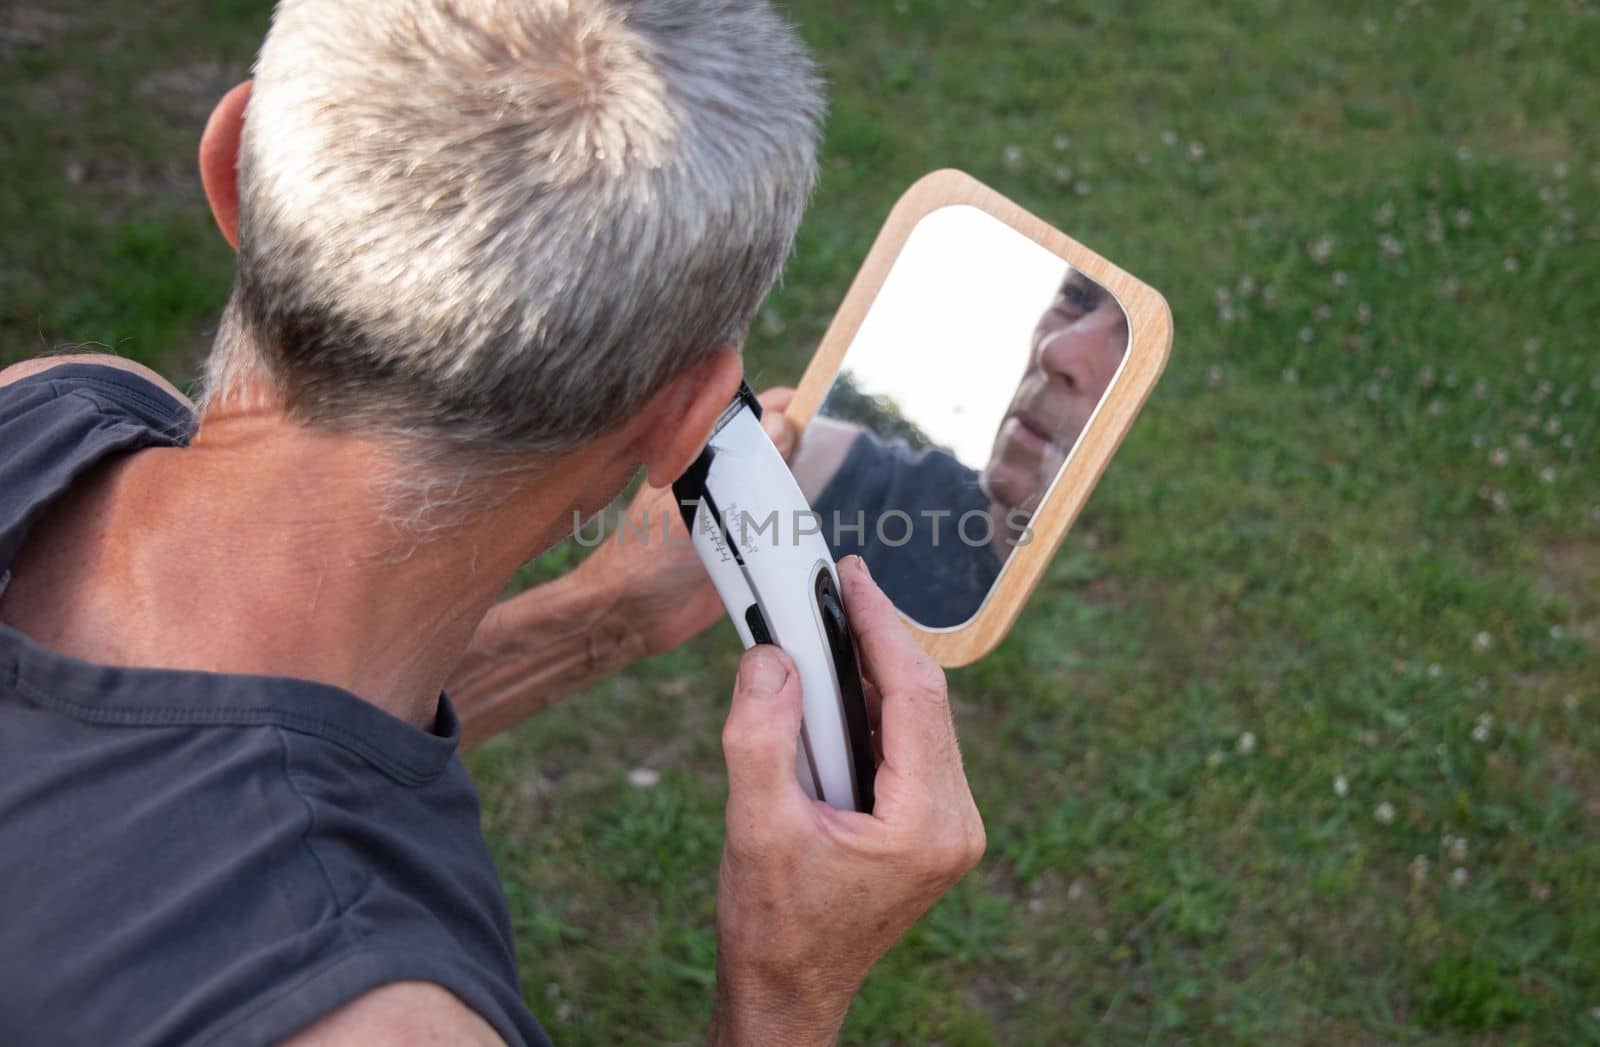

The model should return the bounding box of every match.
[789,169,1172,667]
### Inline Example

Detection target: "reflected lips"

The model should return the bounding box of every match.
[1004,411,1054,455]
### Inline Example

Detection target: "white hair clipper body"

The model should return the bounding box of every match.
[673,383,875,812]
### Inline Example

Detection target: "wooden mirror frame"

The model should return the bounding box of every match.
[788,169,1173,667]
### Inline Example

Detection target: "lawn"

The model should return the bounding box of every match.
[3,0,1597,1041]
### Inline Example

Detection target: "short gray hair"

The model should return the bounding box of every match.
[206,0,822,460]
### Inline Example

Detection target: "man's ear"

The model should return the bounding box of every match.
[199,80,252,251]
[634,346,744,488]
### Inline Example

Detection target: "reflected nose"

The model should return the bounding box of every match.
[1037,313,1125,399]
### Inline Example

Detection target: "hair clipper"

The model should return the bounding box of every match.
[672,382,875,812]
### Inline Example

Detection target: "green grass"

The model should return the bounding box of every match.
[5,0,1598,1040]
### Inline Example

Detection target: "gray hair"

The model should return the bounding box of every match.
[205,0,822,464]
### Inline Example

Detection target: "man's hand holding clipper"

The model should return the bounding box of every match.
[710,555,986,1045]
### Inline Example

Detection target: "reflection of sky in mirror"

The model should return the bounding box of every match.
[837,204,1069,465]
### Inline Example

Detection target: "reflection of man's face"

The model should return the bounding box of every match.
[981,271,1128,516]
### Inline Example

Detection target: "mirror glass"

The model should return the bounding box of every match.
[790,204,1130,629]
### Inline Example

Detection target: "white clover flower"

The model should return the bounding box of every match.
[1333,774,1349,798]
[1472,632,1493,652]
[1282,367,1300,385]
[1161,129,1178,146]
[1450,867,1468,889]
[1427,663,1443,679]
[1409,855,1430,881]
[1188,141,1206,160]
[1375,801,1396,825]
[1472,713,1493,743]
[1002,144,1023,171]
[1073,179,1092,196]
[1444,834,1469,862]
[1565,693,1580,712]
[1206,751,1224,769]
[1237,731,1257,755]
[626,767,660,789]
[1540,467,1556,484]
[1052,134,1071,151]
[1206,366,1223,389]
[1489,448,1509,467]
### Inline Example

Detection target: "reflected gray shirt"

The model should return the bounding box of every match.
[811,428,1002,628]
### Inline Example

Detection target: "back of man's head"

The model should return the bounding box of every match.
[207,0,822,460]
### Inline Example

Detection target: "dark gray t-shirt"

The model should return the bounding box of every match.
[0,363,550,1046]
[811,429,1002,628]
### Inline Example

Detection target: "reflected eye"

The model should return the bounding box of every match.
[1050,284,1100,323]
[1063,284,1100,313]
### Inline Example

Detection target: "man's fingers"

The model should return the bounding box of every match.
[837,557,959,777]
[760,410,798,461]
[757,386,796,413]
[722,646,807,810]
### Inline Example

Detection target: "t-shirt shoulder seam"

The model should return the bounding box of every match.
[6,670,447,786]
[193,945,536,1047]
[60,380,193,441]
[274,725,350,922]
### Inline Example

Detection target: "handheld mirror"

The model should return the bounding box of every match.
[786,170,1172,666]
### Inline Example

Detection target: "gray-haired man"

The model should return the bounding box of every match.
[0,1,984,1044]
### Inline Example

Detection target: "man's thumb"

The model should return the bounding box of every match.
[759,409,799,462]
[722,646,805,801]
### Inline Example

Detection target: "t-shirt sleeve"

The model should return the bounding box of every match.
[0,360,194,580]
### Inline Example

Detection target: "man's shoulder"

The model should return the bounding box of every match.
[0,353,192,408]
[282,981,507,1047]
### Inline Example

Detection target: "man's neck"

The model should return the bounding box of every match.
[0,410,615,730]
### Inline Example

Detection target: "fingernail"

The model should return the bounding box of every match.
[850,555,871,579]
[740,649,788,697]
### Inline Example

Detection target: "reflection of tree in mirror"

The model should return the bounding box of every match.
[823,369,955,455]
